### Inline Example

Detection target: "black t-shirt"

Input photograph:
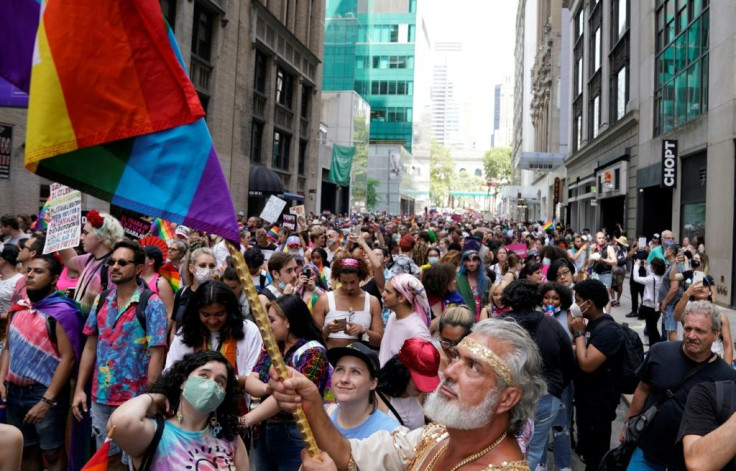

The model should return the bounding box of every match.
[637,341,736,468]
[678,381,736,471]
[361,278,383,309]
[574,315,623,412]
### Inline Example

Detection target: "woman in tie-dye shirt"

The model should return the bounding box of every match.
[109,351,249,470]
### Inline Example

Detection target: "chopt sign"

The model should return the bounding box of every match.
[662,139,678,188]
[44,183,82,253]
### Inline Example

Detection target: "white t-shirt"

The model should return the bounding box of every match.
[165,320,263,405]
[0,273,23,315]
[378,312,431,367]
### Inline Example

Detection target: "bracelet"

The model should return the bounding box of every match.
[41,396,57,407]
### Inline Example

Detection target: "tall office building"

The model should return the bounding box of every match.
[431,42,463,148]
[492,75,514,148]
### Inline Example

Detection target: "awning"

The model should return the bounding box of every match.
[283,192,305,202]
[514,152,565,171]
[449,191,496,197]
[248,166,284,197]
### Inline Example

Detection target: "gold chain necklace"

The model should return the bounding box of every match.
[425,431,507,471]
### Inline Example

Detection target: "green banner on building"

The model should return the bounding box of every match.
[327,144,355,186]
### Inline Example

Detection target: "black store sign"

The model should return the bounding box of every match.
[661,139,678,188]
[0,123,11,179]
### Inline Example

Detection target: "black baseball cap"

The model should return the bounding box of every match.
[327,342,380,378]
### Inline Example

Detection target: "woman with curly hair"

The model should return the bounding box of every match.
[108,350,249,470]
[165,281,263,415]
[244,295,331,471]
[313,255,383,348]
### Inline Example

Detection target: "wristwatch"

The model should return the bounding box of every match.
[41,396,57,407]
[573,331,585,339]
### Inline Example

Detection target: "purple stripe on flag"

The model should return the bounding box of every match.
[0,0,41,92]
[183,144,239,242]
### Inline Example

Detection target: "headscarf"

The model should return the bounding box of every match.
[390,273,431,326]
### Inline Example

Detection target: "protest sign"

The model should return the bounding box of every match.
[44,183,82,253]
[505,243,527,258]
[259,195,287,223]
[290,205,307,231]
[119,212,152,239]
[282,214,296,231]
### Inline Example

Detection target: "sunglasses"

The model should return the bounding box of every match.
[106,258,136,267]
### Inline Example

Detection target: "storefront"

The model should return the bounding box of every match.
[595,159,629,235]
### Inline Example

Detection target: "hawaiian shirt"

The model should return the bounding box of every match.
[83,285,167,406]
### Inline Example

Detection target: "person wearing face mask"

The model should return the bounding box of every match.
[108,350,249,470]
[569,279,624,470]
[0,256,82,471]
[165,281,262,416]
[171,248,217,336]
[658,240,683,341]
[423,262,465,332]
[419,247,441,277]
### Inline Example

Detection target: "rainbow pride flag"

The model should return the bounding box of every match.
[21,0,239,242]
[32,195,51,230]
[0,0,40,92]
[542,220,554,231]
[151,218,175,241]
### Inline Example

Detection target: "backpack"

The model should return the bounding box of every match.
[618,322,645,394]
[93,287,155,332]
[616,246,627,267]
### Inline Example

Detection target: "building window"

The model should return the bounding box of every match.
[588,2,602,139]
[273,131,291,170]
[588,2,602,77]
[298,139,307,175]
[160,0,176,30]
[191,2,214,62]
[610,0,629,123]
[254,50,267,94]
[654,0,709,135]
[275,67,294,109]
[250,120,264,164]
[572,6,584,152]
[368,80,413,96]
[474,169,482,177]
[301,85,311,120]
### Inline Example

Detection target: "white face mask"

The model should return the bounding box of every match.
[569,302,584,318]
[194,267,214,284]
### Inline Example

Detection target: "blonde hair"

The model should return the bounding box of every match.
[94,213,124,250]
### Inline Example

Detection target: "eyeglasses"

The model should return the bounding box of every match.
[439,332,469,350]
[556,269,572,277]
[106,258,136,267]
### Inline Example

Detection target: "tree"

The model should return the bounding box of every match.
[365,177,381,211]
[483,147,512,182]
[429,140,455,207]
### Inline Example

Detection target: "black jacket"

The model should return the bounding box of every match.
[505,311,574,398]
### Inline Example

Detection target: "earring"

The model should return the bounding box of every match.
[177,409,183,423]
[210,413,222,437]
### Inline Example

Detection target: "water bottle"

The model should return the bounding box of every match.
[545,304,555,316]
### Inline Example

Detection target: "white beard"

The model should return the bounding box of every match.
[423,380,499,430]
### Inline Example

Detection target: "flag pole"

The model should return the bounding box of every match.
[226,242,322,459]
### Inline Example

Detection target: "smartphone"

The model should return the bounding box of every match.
[692,271,705,284]
[638,237,647,248]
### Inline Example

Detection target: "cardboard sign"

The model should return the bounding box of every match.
[44,183,82,253]
[505,243,527,258]
[290,205,307,231]
[119,212,152,239]
[282,214,296,231]
[260,195,287,223]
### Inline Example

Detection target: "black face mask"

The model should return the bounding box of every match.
[27,287,53,303]
[691,260,701,268]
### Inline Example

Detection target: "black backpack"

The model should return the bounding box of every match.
[618,321,645,394]
[616,246,627,267]
[92,287,155,332]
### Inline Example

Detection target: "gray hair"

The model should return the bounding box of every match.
[169,239,189,254]
[471,318,547,435]
[439,305,474,332]
[683,300,721,332]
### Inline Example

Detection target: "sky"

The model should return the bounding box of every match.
[422,0,519,150]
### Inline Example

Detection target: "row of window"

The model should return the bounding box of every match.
[355,55,414,70]
[370,107,413,123]
[354,80,414,96]
[250,122,308,174]
[357,24,416,44]
[573,0,709,151]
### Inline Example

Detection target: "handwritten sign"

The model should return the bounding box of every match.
[44,183,82,253]
[282,214,296,231]
[259,195,287,223]
[119,213,152,239]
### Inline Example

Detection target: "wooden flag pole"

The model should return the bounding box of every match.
[225,242,321,459]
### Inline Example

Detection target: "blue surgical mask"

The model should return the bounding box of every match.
[663,240,676,250]
[182,376,226,413]
[428,257,440,265]
[542,257,551,266]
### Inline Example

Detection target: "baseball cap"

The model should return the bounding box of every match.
[398,338,440,393]
[175,225,191,240]
[327,342,380,378]
[652,233,661,240]
[286,235,301,247]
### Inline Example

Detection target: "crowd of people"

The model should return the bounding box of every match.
[0,209,732,471]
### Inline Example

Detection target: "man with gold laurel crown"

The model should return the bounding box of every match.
[269,318,546,470]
